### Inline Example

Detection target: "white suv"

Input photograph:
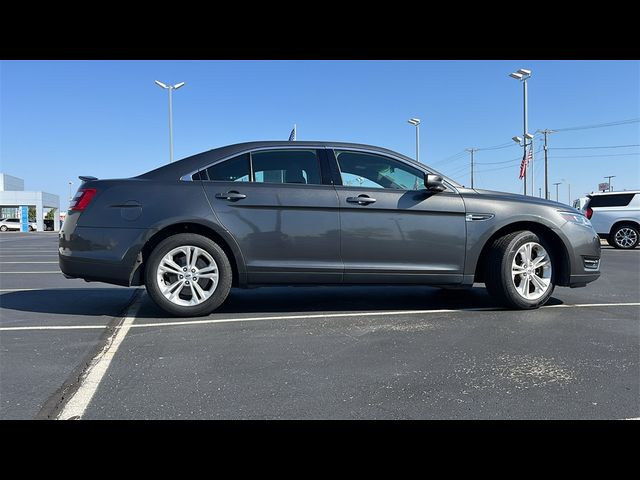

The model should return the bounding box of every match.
[0,218,38,232]
[583,191,640,249]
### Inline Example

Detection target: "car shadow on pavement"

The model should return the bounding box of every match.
[0,288,138,318]
[0,286,565,318]
[137,285,565,318]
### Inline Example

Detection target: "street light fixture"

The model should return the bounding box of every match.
[407,118,421,162]
[155,80,186,163]
[509,68,532,195]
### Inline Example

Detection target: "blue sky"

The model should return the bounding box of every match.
[1,60,639,209]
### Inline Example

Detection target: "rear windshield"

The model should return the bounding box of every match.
[588,193,635,208]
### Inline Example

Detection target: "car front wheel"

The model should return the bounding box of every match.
[144,233,233,317]
[484,230,556,309]
[0,225,7,232]
[609,224,639,249]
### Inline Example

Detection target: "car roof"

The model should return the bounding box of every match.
[135,140,455,183]
[587,190,639,197]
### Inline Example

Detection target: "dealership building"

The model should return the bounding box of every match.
[0,173,61,232]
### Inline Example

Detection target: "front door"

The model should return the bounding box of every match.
[201,148,342,284]
[331,149,466,284]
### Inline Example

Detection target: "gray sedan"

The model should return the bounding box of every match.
[59,141,601,316]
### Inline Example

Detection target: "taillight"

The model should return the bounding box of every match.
[69,188,97,211]
[585,207,593,220]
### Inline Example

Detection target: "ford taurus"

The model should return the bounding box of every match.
[59,141,601,316]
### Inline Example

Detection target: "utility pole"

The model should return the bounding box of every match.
[604,175,616,192]
[538,129,555,200]
[553,182,562,202]
[466,148,478,188]
[567,183,571,205]
[538,187,542,198]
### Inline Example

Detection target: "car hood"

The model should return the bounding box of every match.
[462,188,574,210]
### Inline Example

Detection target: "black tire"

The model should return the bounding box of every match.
[609,223,639,249]
[0,225,7,232]
[144,233,232,317]
[28,226,34,232]
[484,230,556,309]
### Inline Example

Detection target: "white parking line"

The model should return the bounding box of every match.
[0,288,40,292]
[56,293,143,420]
[0,271,61,273]
[0,261,58,264]
[1,302,638,332]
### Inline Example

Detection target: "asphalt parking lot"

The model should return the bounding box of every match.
[1,232,638,419]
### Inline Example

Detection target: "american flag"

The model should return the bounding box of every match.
[519,147,532,180]
[288,125,296,141]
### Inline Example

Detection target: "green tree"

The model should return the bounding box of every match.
[28,206,36,221]
[45,209,56,220]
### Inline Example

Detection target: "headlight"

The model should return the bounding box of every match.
[558,210,592,227]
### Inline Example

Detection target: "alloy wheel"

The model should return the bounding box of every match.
[156,245,219,306]
[614,227,637,248]
[511,242,552,301]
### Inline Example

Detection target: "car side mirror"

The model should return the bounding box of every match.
[424,173,446,192]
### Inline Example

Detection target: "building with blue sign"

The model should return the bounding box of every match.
[0,173,60,232]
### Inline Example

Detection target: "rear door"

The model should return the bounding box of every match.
[200,148,342,284]
[330,149,467,284]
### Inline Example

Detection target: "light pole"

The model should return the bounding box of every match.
[553,182,562,202]
[604,175,616,192]
[407,118,421,162]
[509,69,532,195]
[155,80,186,163]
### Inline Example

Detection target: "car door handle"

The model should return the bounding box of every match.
[215,191,247,201]
[346,195,376,205]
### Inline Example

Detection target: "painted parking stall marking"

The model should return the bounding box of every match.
[2,301,638,332]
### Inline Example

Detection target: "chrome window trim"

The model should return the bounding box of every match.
[180,144,460,194]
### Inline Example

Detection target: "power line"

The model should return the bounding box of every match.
[549,153,640,158]
[476,142,518,151]
[550,118,640,132]
[550,144,640,150]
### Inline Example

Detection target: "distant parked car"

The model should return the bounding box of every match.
[0,218,37,232]
[573,197,589,211]
[60,140,601,317]
[582,191,640,249]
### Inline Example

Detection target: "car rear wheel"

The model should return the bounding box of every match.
[28,225,34,231]
[0,225,7,232]
[144,233,232,317]
[609,224,639,249]
[484,230,555,309]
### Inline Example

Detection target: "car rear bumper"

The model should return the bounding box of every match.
[59,216,146,286]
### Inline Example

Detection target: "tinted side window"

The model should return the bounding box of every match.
[251,150,322,185]
[335,150,426,190]
[588,193,635,207]
[204,153,250,182]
